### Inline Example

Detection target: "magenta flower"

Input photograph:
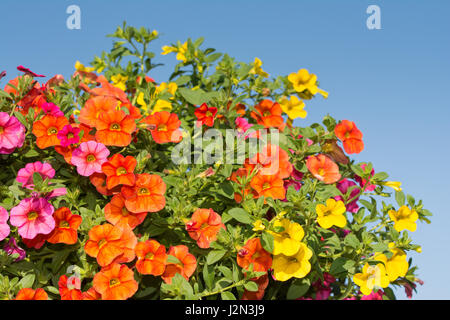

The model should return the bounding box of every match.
[355,163,376,192]
[9,198,55,239]
[334,178,360,213]
[16,161,55,190]
[17,65,45,77]
[57,124,80,147]
[0,112,26,154]
[361,290,385,300]
[0,206,10,241]
[3,238,26,261]
[71,141,110,176]
[42,102,64,117]
[43,187,67,200]
[235,117,256,139]
[0,71,6,81]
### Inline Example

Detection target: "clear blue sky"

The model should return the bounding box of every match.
[1,0,449,299]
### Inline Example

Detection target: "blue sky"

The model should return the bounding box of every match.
[1,0,449,299]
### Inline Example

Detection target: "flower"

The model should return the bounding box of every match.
[101,154,137,190]
[95,110,136,147]
[316,199,347,229]
[388,205,419,232]
[32,115,69,149]
[235,117,254,138]
[93,263,138,300]
[361,290,386,300]
[382,181,402,192]
[246,144,293,179]
[16,161,55,189]
[161,245,197,284]
[3,238,26,261]
[17,65,45,77]
[0,112,25,154]
[104,194,147,230]
[236,238,272,272]
[250,173,286,200]
[334,178,360,213]
[334,120,364,154]
[59,275,82,300]
[79,96,117,127]
[287,69,328,98]
[152,99,173,114]
[375,243,409,282]
[121,173,166,213]
[46,207,82,245]
[250,58,269,78]
[41,102,64,117]
[154,82,178,97]
[306,154,341,184]
[15,288,48,300]
[272,242,313,281]
[185,208,226,249]
[84,223,129,267]
[194,103,217,127]
[75,61,95,73]
[252,220,265,232]
[242,274,269,300]
[82,288,102,300]
[142,111,182,144]
[355,163,376,192]
[111,74,128,91]
[89,172,121,196]
[71,141,110,176]
[279,96,307,119]
[353,263,390,296]
[135,240,167,276]
[270,219,305,256]
[10,197,55,239]
[250,100,284,129]
[0,206,10,241]
[57,124,80,147]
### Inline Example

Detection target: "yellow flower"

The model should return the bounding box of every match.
[75,61,95,73]
[272,243,312,281]
[279,96,307,119]
[388,205,418,232]
[155,82,178,97]
[269,219,305,256]
[151,30,158,37]
[383,181,402,192]
[111,74,128,91]
[250,58,269,78]
[375,243,409,282]
[353,263,390,296]
[176,42,188,62]
[161,45,177,55]
[316,199,347,229]
[252,220,265,232]
[287,69,328,98]
[136,92,148,113]
[152,99,172,114]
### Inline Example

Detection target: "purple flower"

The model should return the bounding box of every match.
[3,238,26,261]
[335,178,360,213]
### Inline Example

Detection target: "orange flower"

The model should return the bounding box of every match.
[242,274,269,300]
[121,173,166,214]
[250,173,286,200]
[142,111,182,144]
[135,240,167,276]
[58,275,82,300]
[185,208,226,249]
[245,144,293,179]
[161,245,197,284]
[89,172,122,196]
[237,238,272,272]
[250,100,284,128]
[82,287,102,300]
[93,263,138,300]
[15,288,48,300]
[32,115,69,149]
[101,154,137,190]
[55,145,76,165]
[334,120,364,154]
[79,96,117,127]
[229,167,258,203]
[306,154,341,184]
[105,194,147,230]
[95,110,136,147]
[112,225,137,265]
[47,207,82,245]
[84,223,126,267]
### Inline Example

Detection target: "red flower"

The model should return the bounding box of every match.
[334,120,364,154]
[194,103,217,127]
[58,275,82,300]
[185,208,226,249]
[237,238,272,272]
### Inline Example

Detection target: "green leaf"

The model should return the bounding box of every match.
[19,274,35,289]
[329,257,355,276]
[395,191,405,207]
[261,232,274,253]
[221,291,236,300]
[244,281,259,292]
[344,233,360,249]
[286,282,309,299]
[206,250,227,265]
[167,255,182,265]
[178,87,206,105]
[228,208,252,224]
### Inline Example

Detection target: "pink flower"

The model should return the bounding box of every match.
[361,290,385,300]
[3,238,26,261]
[0,112,26,154]
[9,198,55,239]
[355,163,376,192]
[0,206,10,241]
[43,187,67,200]
[57,125,80,147]
[235,117,256,139]
[298,134,313,146]
[71,141,110,176]
[334,178,360,213]
[17,65,45,77]
[42,102,64,117]
[16,161,55,189]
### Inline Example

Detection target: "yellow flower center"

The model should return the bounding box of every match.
[86,154,96,162]
[138,187,149,195]
[263,111,271,117]
[67,133,74,139]
[98,238,107,249]
[262,182,271,190]
[158,124,168,132]
[145,252,155,260]
[48,127,58,135]
[116,167,128,176]
[109,278,121,288]
[121,207,129,217]
[0,126,4,134]
[27,211,38,220]
[206,111,213,117]
[59,221,70,228]
[110,123,121,131]
[317,168,325,176]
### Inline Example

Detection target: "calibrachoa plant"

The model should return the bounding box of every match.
[0,23,431,300]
